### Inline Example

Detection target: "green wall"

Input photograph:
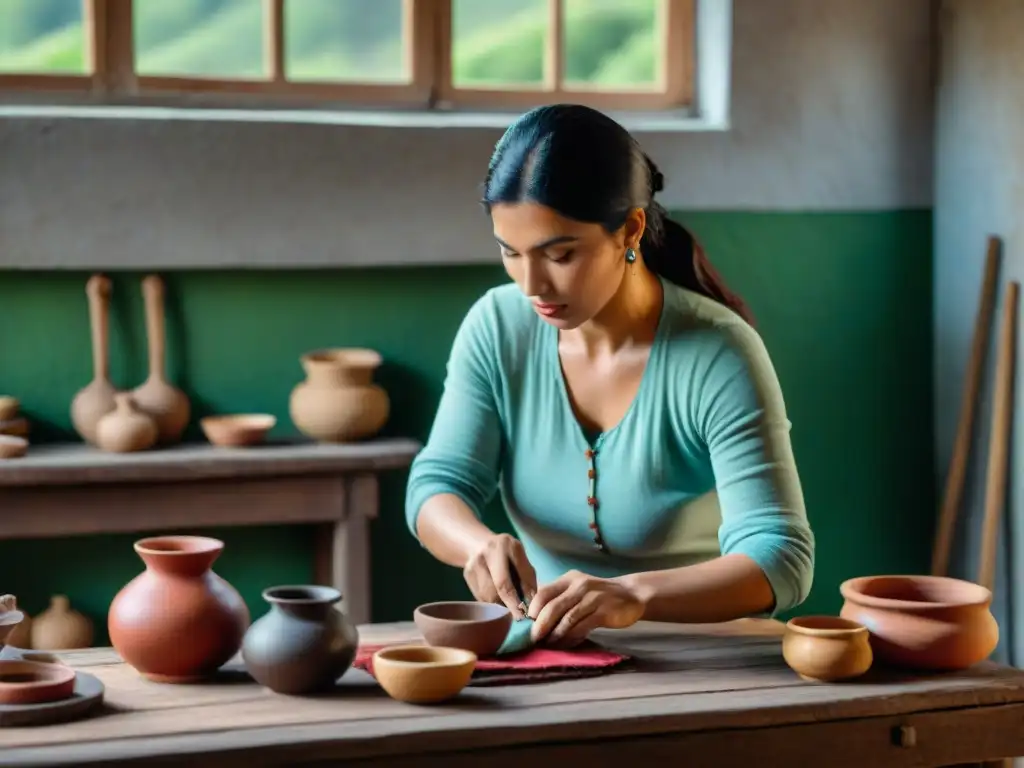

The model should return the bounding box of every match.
[0,210,934,641]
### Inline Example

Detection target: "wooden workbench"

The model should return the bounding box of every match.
[0,438,421,624]
[0,620,1021,767]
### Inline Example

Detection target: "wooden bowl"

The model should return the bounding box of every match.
[0,396,19,421]
[840,574,999,670]
[782,615,872,682]
[413,601,512,657]
[200,414,276,447]
[372,645,476,704]
[0,435,27,460]
[0,659,76,705]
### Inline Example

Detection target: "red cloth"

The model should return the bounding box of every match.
[354,642,630,686]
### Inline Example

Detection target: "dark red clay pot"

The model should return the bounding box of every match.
[108,535,250,683]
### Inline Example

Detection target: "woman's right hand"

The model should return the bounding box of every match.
[462,533,538,619]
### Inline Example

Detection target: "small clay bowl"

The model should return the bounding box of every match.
[200,414,276,447]
[0,435,27,460]
[0,659,76,705]
[413,601,512,657]
[782,615,873,682]
[372,645,476,704]
[0,396,19,421]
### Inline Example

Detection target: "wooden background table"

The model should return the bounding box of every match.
[1,620,1022,767]
[0,439,421,624]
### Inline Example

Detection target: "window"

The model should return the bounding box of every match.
[0,0,694,112]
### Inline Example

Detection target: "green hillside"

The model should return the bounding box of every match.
[0,0,657,87]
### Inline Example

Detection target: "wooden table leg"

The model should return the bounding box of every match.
[313,474,377,626]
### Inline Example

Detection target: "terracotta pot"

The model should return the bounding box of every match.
[108,536,251,683]
[414,601,512,657]
[839,575,999,671]
[31,595,94,650]
[289,348,389,443]
[782,615,873,682]
[242,585,359,695]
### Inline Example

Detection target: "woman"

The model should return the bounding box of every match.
[406,104,814,649]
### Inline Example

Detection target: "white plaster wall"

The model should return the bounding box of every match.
[933,0,1024,666]
[0,0,934,270]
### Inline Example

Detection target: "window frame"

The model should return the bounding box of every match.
[0,0,695,113]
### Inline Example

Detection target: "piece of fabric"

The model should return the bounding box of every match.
[354,642,629,686]
[404,276,814,616]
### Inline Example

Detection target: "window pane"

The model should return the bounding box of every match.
[0,0,87,74]
[284,0,407,83]
[563,0,659,90]
[134,0,265,79]
[451,0,547,89]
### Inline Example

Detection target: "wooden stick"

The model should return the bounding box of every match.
[932,237,1002,577]
[977,280,1018,592]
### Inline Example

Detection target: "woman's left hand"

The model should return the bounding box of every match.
[527,570,646,648]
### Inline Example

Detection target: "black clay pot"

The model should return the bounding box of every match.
[242,585,359,695]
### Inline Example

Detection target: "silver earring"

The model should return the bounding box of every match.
[625,248,637,264]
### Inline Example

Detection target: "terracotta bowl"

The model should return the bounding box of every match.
[782,615,873,682]
[372,645,476,704]
[413,601,512,657]
[200,414,276,447]
[839,574,999,671]
[0,659,76,705]
[0,396,19,421]
[0,435,27,460]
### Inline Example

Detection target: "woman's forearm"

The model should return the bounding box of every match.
[415,493,497,568]
[615,553,776,623]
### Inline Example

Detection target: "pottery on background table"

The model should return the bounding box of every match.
[289,348,390,443]
[0,596,25,649]
[242,585,359,695]
[782,615,873,682]
[839,574,999,671]
[372,645,476,704]
[30,595,94,651]
[108,535,250,683]
[0,436,27,460]
[201,414,276,448]
[414,601,513,658]
[0,660,76,706]
[95,393,158,453]
[0,417,29,439]
[71,274,118,446]
[132,275,191,444]
[0,397,19,422]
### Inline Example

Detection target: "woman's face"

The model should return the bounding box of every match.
[491,202,645,329]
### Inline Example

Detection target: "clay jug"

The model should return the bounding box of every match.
[31,595,94,650]
[242,585,359,695]
[95,393,158,453]
[289,348,390,442]
[108,536,250,683]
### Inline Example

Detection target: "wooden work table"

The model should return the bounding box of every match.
[0,439,421,624]
[0,620,1022,767]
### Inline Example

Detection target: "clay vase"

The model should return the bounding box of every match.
[132,275,191,444]
[289,348,390,443]
[30,595,94,650]
[0,595,25,649]
[241,585,359,695]
[839,574,999,671]
[95,393,158,453]
[782,615,873,682]
[108,535,251,683]
[70,274,117,445]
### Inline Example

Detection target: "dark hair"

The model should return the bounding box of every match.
[481,104,754,325]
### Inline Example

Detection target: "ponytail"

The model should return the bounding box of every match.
[641,198,755,327]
